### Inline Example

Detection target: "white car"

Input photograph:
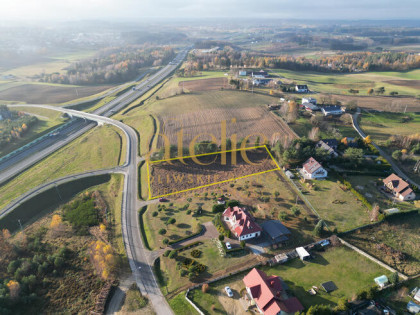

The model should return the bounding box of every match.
[225,242,232,250]
[225,286,233,297]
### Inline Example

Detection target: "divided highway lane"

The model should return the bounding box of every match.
[0,48,189,185]
[6,105,174,315]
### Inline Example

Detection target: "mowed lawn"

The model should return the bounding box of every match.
[360,111,420,144]
[189,246,389,312]
[300,176,371,232]
[0,125,125,210]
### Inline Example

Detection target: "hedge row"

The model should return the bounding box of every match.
[139,206,151,250]
[212,214,231,237]
[153,258,165,287]
[168,225,204,245]
[176,241,203,252]
[332,171,373,210]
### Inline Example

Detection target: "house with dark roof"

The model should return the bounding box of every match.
[316,139,338,157]
[223,206,262,241]
[295,84,309,93]
[383,173,416,201]
[301,157,327,179]
[243,268,304,315]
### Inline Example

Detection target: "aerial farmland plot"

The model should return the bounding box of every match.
[148,147,279,198]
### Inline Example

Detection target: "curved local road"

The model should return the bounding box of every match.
[5,105,174,314]
[352,108,419,189]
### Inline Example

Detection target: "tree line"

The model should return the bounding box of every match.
[34,46,175,85]
[186,48,420,73]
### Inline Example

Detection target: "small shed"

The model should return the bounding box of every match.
[274,253,288,264]
[374,275,389,288]
[262,220,291,243]
[321,281,338,293]
[296,247,310,261]
[414,288,420,303]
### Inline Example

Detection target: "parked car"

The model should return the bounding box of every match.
[224,286,233,297]
[159,198,168,202]
[225,242,232,250]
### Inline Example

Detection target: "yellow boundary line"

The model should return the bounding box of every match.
[146,145,280,199]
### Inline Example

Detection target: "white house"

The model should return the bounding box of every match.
[321,105,344,116]
[301,157,327,179]
[295,84,309,93]
[223,206,262,241]
[302,97,317,105]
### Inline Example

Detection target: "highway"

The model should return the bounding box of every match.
[0,48,189,314]
[0,48,189,184]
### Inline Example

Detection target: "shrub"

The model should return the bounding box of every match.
[191,249,201,258]
[314,220,325,236]
[187,198,192,202]
[212,204,225,213]
[202,283,209,293]
[163,250,171,257]
[168,250,177,259]
[63,198,99,234]
[152,211,158,217]
[158,228,166,235]
[240,240,245,248]
[218,234,225,241]
[186,209,192,215]
[390,272,399,285]
[290,206,301,216]
[167,218,176,224]
[278,212,288,221]
[169,203,174,206]
[180,269,187,277]
[226,200,240,208]
[162,238,169,245]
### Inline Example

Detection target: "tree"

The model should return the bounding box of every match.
[364,135,372,144]
[344,148,364,165]
[158,228,166,235]
[212,204,225,213]
[367,88,374,95]
[99,223,106,232]
[218,234,224,241]
[162,238,169,245]
[348,89,359,95]
[390,272,399,285]
[314,220,325,236]
[375,86,385,95]
[392,150,402,160]
[240,240,246,248]
[50,214,63,230]
[226,200,240,208]
[287,101,298,123]
[335,298,349,311]
[390,91,398,96]
[306,304,333,315]
[7,280,20,299]
[290,206,301,216]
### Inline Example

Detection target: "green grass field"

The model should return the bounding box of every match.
[190,246,389,312]
[360,111,420,144]
[299,175,371,232]
[0,109,65,158]
[270,69,420,96]
[169,291,199,315]
[0,125,125,210]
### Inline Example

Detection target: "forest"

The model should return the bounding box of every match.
[186,48,420,73]
[35,46,175,85]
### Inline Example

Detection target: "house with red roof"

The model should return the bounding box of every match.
[301,157,327,180]
[223,206,262,241]
[243,268,304,315]
[383,173,416,201]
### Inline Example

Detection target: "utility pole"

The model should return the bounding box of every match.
[18,219,23,232]
[55,184,63,201]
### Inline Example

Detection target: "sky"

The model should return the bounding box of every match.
[1,0,419,21]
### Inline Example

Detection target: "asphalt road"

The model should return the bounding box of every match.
[1,48,190,314]
[352,108,419,189]
[1,48,189,185]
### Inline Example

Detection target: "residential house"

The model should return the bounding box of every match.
[223,206,262,241]
[295,84,309,93]
[321,105,344,116]
[302,102,319,112]
[301,157,327,179]
[316,139,338,157]
[251,70,268,77]
[383,173,416,201]
[243,268,304,315]
[253,78,271,86]
[302,97,317,105]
